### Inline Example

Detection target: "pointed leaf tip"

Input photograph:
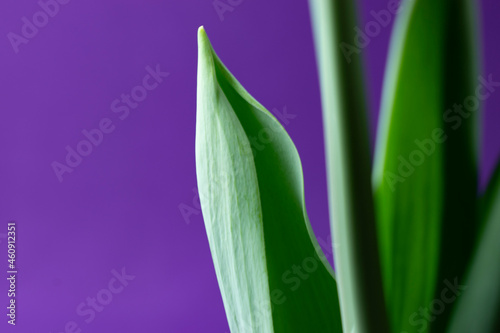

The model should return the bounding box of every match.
[197,26,210,53]
[198,25,206,39]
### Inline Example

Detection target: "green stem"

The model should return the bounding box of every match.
[308,1,389,332]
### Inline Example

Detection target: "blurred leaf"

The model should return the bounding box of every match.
[308,0,389,332]
[372,0,450,332]
[432,0,480,331]
[195,27,342,333]
[446,159,500,333]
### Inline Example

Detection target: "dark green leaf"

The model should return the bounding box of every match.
[432,0,480,331]
[446,159,500,333]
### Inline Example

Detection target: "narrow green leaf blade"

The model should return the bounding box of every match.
[372,1,449,332]
[446,159,500,333]
[196,27,273,332]
[432,0,480,331]
[196,27,342,333]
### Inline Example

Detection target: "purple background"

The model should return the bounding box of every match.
[0,0,498,332]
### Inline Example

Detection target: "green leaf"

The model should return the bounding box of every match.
[372,0,451,332]
[196,27,342,333]
[373,0,481,331]
[431,0,480,331]
[446,159,500,333]
[308,1,389,332]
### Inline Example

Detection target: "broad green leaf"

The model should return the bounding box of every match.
[446,159,500,333]
[372,0,451,332]
[196,27,342,333]
[309,1,389,332]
